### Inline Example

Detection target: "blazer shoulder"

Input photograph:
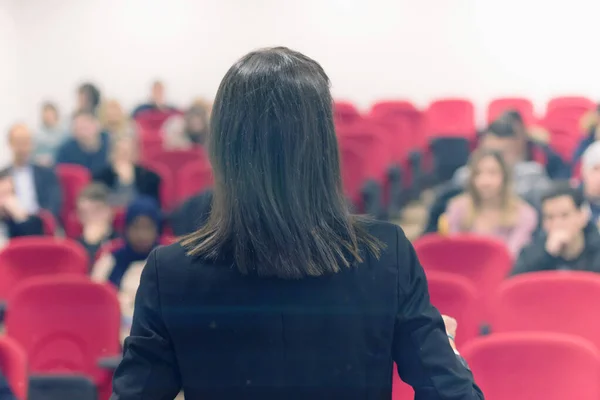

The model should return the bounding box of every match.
[360,219,406,252]
[153,241,192,271]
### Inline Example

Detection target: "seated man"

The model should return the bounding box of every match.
[56,110,110,175]
[0,168,44,245]
[580,141,600,226]
[131,80,179,118]
[512,183,600,275]
[7,124,62,218]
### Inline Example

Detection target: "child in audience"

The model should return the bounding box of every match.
[513,183,600,275]
[446,149,538,257]
[91,196,161,319]
[93,135,161,206]
[76,183,118,264]
[33,102,67,166]
[98,99,135,137]
[162,100,210,149]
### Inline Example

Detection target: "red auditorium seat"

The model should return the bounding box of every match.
[546,96,595,113]
[424,98,475,139]
[56,164,91,223]
[0,337,28,400]
[5,276,121,400]
[370,100,417,120]
[138,134,164,163]
[487,97,535,125]
[462,333,600,400]
[392,366,413,400]
[490,271,600,350]
[334,101,361,125]
[135,109,181,134]
[177,161,213,203]
[38,210,57,236]
[339,143,366,206]
[0,237,88,300]
[413,234,512,321]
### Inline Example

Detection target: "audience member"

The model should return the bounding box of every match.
[453,117,551,205]
[502,110,570,179]
[0,168,44,245]
[581,141,600,226]
[33,102,67,166]
[56,111,110,174]
[76,82,101,115]
[91,196,161,317]
[99,99,134,137]
[446,149,538,256]
[169,189,213,236]
[572,104,600,166]
[513,183,600,275]
[93,135,161,206]
[131,80,179,118]
[76,183,118,264]
[7,124,62,218]
[162,100,210,149]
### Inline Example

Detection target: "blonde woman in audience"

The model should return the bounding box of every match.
[33,102,68,166]
[98,99,135,137]
[445,149,538,256]
[162,99,210,149]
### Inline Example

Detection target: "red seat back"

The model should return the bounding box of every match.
[334,101,361,125]
[0,237,88,300]
[0,337,28,400]
[487,97,535,125]
[547,96,595,113]
[6,276,121,393]
[339,143,366,206]
[135,109,180,134]
[463,333,600,400]
[177,161,213,202]
[139,134,164,163]
[38,210,57,236]
[490,271,600,350]
[425,99,475,139]
[56,165,91,224]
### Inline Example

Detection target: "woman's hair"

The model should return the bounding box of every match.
[459,149,521,229]
[110,133,138,162]
[78,83,101,112]
[98,99,131,135]
[182,47,382,279]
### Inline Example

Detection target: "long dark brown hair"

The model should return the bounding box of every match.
[182,47,382,279]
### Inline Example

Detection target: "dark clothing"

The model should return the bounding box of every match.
[527,140,570,179]
[10,164,62,218]
[572,128,595,167]
[55,132,110,175]
[0,371,16,400]
[93,165,161,205]
[169,190,213,236]
[77,230,118,267]
[6,215,44,238]
[131,103,179,119]
[112,221,483,399]
[513,223,600,275]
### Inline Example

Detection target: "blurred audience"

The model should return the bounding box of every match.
[169,189,213,236]
[445,149,537,256]
[8,124,62,218]
[131,80,179,118]
[93,135,161,206]
[572,104,600,166]
[56,110,110,174]
[581,141,600,226]
[162,100,210,149]
[0,168,44,245]
[76,183,118,264]
[76,82,101,115]
[91,196,161,317]
[33,102,67,166]
[513,183,600,275]
[453,117,551,205]
[99,99,134,137]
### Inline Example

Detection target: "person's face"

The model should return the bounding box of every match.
[77,89,90,111]
[151,83,165,105]
[472,155,504,200]
[113,139,136,163]
[77,199,112,226]
[480,134,520,166]
[126,215,158,253]
[9,126,33,163]
[42,107,58,127]
[542,195,588,237]
[187,114,205,133]
[72,115,99,142]
[583,164,600,198]
[105,102,123,123]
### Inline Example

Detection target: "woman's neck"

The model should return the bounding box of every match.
[477,197,503,210]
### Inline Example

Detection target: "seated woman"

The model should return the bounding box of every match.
[76,183,118,264]
[445,149,538,257]
[93,135,161,207]
[162,100,210,149]
[91,196,161,320]
[33,102,68,166]
[99,99,135,138]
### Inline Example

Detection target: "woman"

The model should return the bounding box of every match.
[446,149,538,256]
[98,99,135,137]
[162,100,210,149]
[33,102,68,166]
[93,135,161,207]
[91,196,161,319]
[112,47,482,399]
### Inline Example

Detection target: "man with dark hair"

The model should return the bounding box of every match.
[77,82,101,115]
[131,80,180,118]
[512,182,600,275]
[56,110,110,174]
[0,168,44,245]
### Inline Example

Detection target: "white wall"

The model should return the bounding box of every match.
[0,0,19,164]
[11,0,600,129]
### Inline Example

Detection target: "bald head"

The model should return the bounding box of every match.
[8,124,33,166]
